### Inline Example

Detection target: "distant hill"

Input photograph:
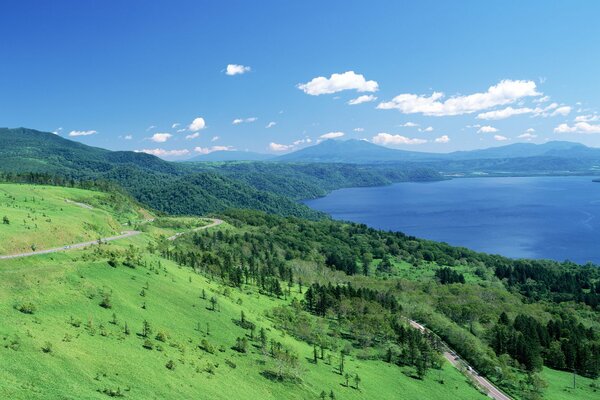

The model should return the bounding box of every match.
[275,139,600,164]
[187,150,273,162]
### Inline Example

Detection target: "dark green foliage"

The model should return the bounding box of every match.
[435,267,465,284]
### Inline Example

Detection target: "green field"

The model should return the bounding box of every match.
[0,184,597,400]
[0,185,488,399]
[0,184,146,255]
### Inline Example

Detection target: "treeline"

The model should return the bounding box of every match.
[303,283,440,378]
[491,312,599,378]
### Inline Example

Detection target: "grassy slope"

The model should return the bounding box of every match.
[0,185,596,399]
[0,186,486,400]
[0,184,145,255]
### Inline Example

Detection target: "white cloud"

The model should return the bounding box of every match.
[225,64,251,76]
[185,132,200,139]
[266,121,277,128]
[348,94,377,105]
[233,117,257,125]
[534,95,550,103]
[421,126,434,132]
[150,133,172,143]
[123,135,133,140]
[476,106,534,120]
[171,123,180,129]
[378,80,540,116]
[477,125,498,133]
[353,127,365,132]
[69,130,97,137]
[401,122,420,127]
[298,71,379,96]
[551,106,571,117]
[188,117,206,131]
[52,127,63,135]
[554,122,600,134]
[372,133,427,145]
[434,135,450,143]
[494,135,509,141]
[575,114,599,122]
[137,148,190,157]
[477,102,570,120]
[269,142,294,152]
[293,138,312,146]
[518,132,537,140]
[194,145,235,154]
[146,125,156,131]
[319,131,345,139]
[211,136,220,142]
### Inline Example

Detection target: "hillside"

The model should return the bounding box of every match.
[275,139,600,170]
[0,184,489,400]
[186,150,274,162]
[0,128,442,219]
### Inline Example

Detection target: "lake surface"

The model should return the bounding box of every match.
[304,176,600,264]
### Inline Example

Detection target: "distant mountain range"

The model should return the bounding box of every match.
[274,139,600,164]
[187,150,274,162]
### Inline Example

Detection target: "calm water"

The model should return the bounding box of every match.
[304,176,600,264]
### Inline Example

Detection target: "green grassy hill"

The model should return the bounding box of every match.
[0,184,487,400]
[0,185,597,400]
[0,184,146,255]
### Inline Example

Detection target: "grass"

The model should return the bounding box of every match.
[541,367,600,400]
[0,185,490,399]
[0,184,146,255]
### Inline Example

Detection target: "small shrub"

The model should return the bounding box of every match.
[41,341,53,353]
[142,339,154,350]
[165,360,176,370]
[16,301,36,314]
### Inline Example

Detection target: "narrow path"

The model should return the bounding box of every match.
[409,319,511,400]
[167,218,223,240]
[64,198,94,209]
[0,218,223,261]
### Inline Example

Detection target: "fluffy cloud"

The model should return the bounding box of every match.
[123,135,133,140]
[421,126,434,132]
[434,135,450,143]
[293,138,312,145]
[171,123,180,128]
[518,131,538,140]
[554,122,600,134]
[319,131,345,139]
[476,107,534,120]
[348,94,377,105]
[233,117,257,125]
[137,148,190,157]
[188,117,206,132]
[194,146,235,154]
[477,125,498,133]
[400,122,419,127]
[551,106,571,117]
[377,80,540,116]
[494,135,509,141]
[211,136,220,142]
[269,142,294,152]
[477,102,569,120]
[372,133,427,145]
[353,127,365,132]
[185,132,200,139]
[575,114,599,122]
[226,64,251,75]
[266,121,277,128]
[150,133,172,143]
[298,71,379,96]
[69,130,97,137]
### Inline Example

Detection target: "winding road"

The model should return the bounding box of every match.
[409,320,511,400]
[0,218,223,261]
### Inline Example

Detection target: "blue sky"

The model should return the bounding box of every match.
[2,1,600,159]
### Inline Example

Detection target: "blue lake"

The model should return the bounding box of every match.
[304,176,600,264]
